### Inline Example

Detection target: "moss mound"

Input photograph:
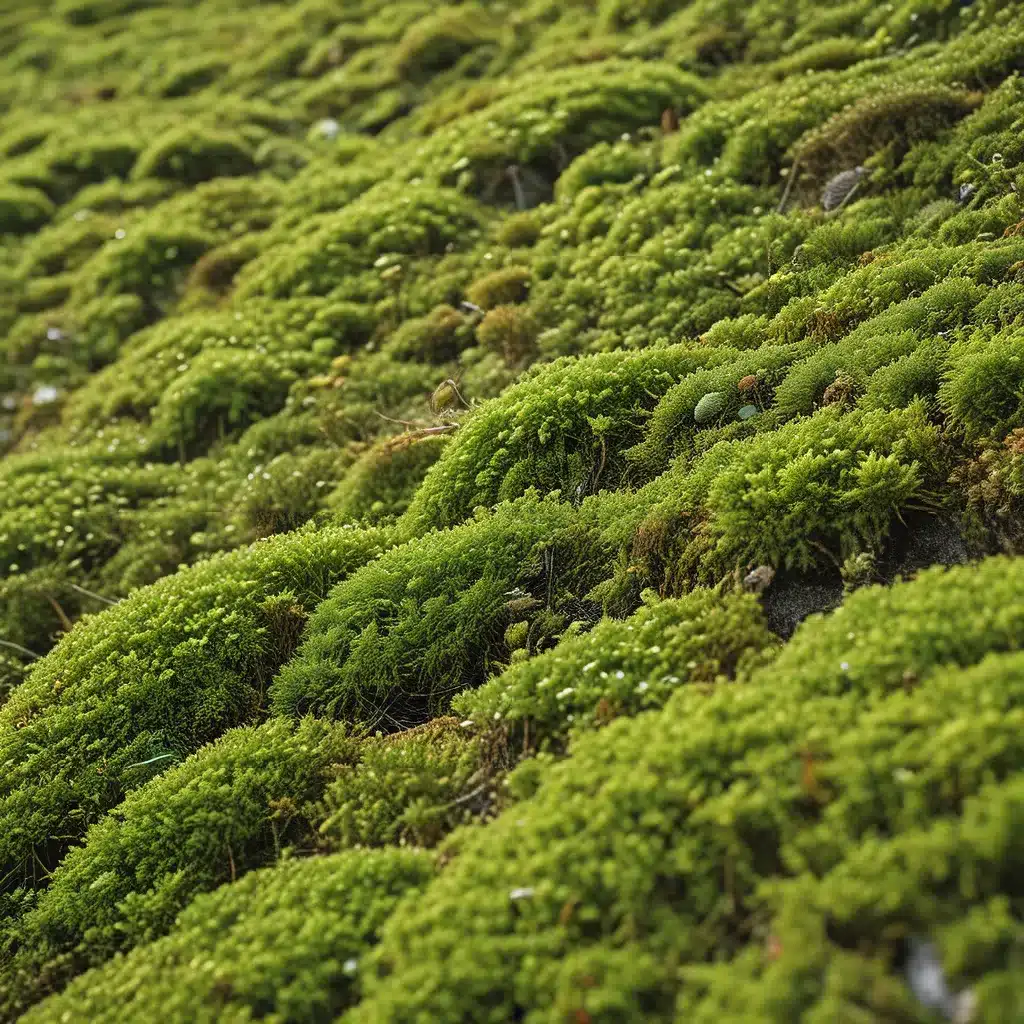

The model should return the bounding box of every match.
[3,0,1024,1019]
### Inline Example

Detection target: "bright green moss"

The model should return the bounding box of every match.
[132,125,256,185]
[347,558,1024,1023]
[271,494,610,724]
[0,523,390,891]
[456,587,778,753]
[464,265,532,311]
[317,716,487,850]
[403,344,720,531]
[20,848,434,1024]
[938,324,1024,441]
[3,0,1024,1017]
[235,183,488,302]
[0,717,361,1017]
[327,434,447,526]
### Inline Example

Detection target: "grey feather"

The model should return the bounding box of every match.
[821,166,867,211]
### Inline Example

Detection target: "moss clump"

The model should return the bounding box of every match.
[0,184,55,235]
[317,717,489,850]
[20,848,434,1024]
[271,493,609,725]
[403,344,719,531]
[456,587,778,753]
[475,304,539,366]
[347,558,1024,1023]
[465,265,532,310]
[0,524,389,891]
[132,126,256,185]
[0,717,361,1017]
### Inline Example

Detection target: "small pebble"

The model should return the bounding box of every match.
[32,385,59,406]
[743,565,775,594]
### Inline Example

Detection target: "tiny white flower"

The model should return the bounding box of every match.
[509,887,534,900]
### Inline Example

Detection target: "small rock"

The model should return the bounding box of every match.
[958,182,977,204]
[315,117,340,140]
[738,404,758,420]
[32,385,59,406]
[906,937,975,1023]
[743,565,775,594]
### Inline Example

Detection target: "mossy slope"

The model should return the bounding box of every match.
[2,0,1024,1020]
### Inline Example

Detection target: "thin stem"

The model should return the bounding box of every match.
[776,158,800,214]
[68,582,117,606]
[0,638,39,659]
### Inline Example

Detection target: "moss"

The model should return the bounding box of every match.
[475,304,539,366]
[132,125,256,185]
[456,587,778,754]
[0,523,390,892]
[403,344,720,532]
[465,265,532,310]
[1,717,361,1017]
[0,184,55,234]
[4,0,1024,1017]
[317,717,488,850]
[271,494,610,725]
[348,558,1024,1023]
[327,433,447,526]
[20,848,433,1024]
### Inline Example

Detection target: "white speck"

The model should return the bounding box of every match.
[555,687,574,700]
[459,719,474,728]
[840,662,849,671]
[46,327,63,341]
[509,887,534,900]
[615,670,625,680]
[316,118,340,140]
[32,385,59,406]
[636,681,649,693]
[342,957,358,974]
[114,228,126,240]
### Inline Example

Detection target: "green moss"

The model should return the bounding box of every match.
[132,125,256,185]
[21,848,434,1024]
[403,344,720,531]
[328,434,447,526]
[1,717,361,1017]
[317,716,487,850]
[0,184,55,234]
[271,494,610,724]
[0,523,390,892]
[456,587,778,754]
[4,1,1024,1017]
[348,558,1024,1023]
